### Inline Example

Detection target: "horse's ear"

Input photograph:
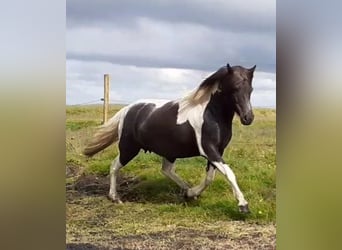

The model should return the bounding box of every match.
[248,65,256,72]
[227,63,233,74]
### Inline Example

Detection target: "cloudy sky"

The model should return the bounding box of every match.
[66,0,276,107]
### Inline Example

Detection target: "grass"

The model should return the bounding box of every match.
[66,105,276,249]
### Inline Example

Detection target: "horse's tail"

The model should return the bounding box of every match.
[83,106,128,157]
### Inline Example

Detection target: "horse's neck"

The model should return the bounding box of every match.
[207,93,235,126]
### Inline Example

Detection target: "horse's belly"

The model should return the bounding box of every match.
[138,120,200,159]
[154,133,199,158]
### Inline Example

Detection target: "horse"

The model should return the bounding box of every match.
[84,63,256,214]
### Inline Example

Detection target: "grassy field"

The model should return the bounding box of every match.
[66,104,276,249]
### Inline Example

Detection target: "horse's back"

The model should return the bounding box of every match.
[121,100,200,161]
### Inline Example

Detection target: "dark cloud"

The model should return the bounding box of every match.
[67,0,275,73]
[66,1,275,106]
[67,0,275,34]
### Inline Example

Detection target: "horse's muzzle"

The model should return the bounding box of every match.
[240,112,254,125]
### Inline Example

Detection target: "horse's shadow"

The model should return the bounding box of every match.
[67,173,247,220]
[68,173,188,204]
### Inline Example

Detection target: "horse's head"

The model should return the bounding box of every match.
[220,64,256,125]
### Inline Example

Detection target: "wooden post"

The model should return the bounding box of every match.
[103,74,110,124]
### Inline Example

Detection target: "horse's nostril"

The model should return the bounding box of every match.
[241,112,254,125]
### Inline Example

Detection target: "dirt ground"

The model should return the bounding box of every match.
[66,225,275,250]
[66,165,276,250]
[66,227,275,249]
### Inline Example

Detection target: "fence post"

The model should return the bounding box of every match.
[103,74,110,124]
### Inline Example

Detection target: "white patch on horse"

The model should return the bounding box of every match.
[114,105,130,141]
[176,83,219,156]
[176,99,210,156]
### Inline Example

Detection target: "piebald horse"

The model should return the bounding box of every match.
[84,64,256,213]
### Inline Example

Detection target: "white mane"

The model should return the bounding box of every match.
[176,82,219,124]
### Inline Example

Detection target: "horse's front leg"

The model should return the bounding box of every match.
[205,149,249,213]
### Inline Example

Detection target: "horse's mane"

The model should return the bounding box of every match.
[178,66,227,109]
[182,66,227,105]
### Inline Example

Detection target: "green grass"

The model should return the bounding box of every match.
[66,120,100,131]
[66,105,276,244]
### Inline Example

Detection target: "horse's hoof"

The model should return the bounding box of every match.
[183,189,198,200]
[239,204,250,214]
[107,194,123,204]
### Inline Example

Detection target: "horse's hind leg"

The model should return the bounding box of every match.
[108,142,140,203]
[186,162,216,199]
[161,158,191,191]
[108,156,124,203]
